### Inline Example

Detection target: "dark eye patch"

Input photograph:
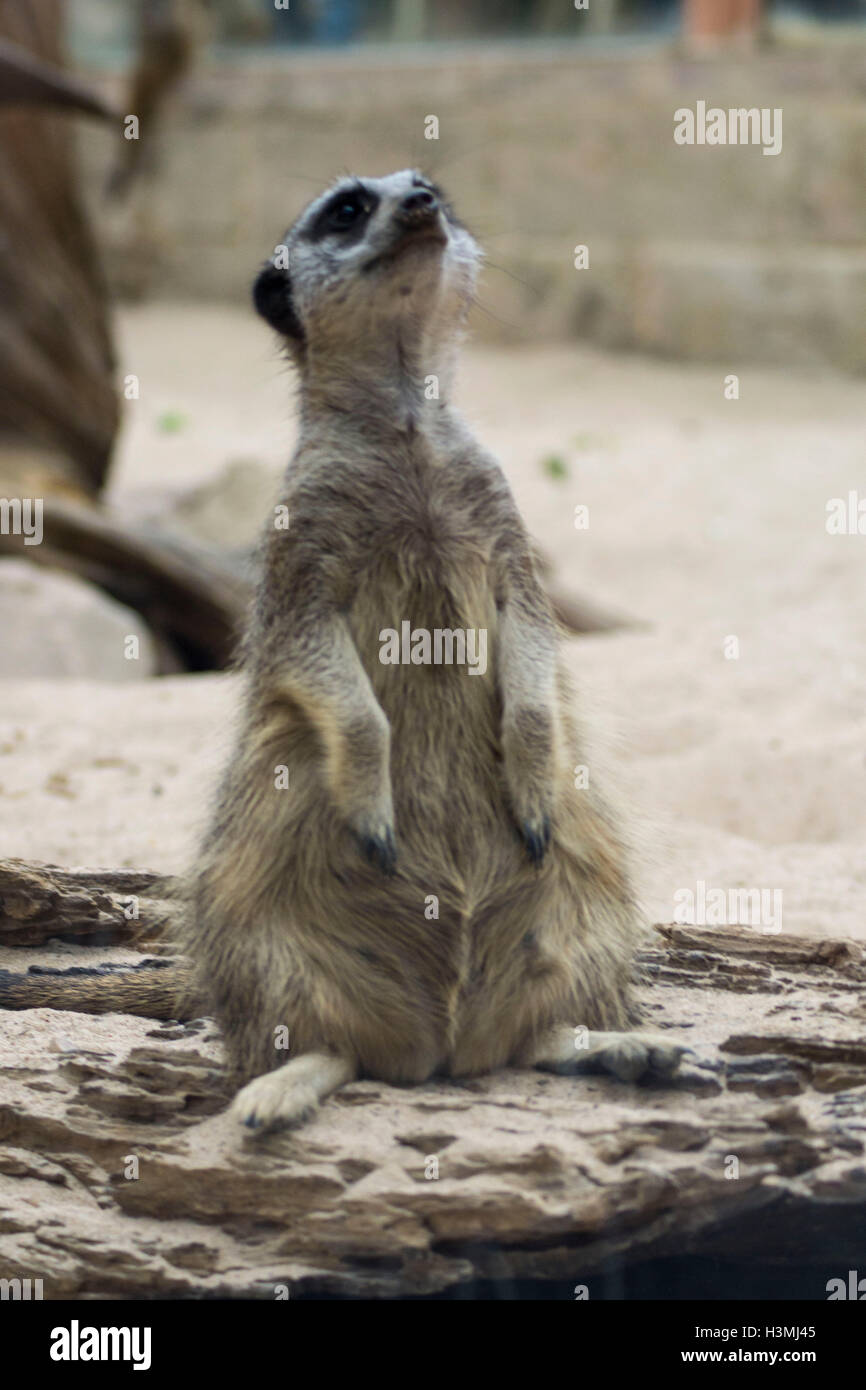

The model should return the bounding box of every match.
[306,184,379,244]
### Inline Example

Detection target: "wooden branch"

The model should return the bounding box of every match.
[532,543,643,635]
[653,921,865,975]
[0,37,114,117]
[0,857,180,948]
[546,580,645,635]
[0,500,249,669]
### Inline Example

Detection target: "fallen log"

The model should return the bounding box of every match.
[0,861,865,1297]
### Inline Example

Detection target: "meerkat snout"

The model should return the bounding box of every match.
[396,186,439,222]
[384,186,449,267]
[390,186,445,239]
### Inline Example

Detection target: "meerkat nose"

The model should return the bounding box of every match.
[397,189,439,223]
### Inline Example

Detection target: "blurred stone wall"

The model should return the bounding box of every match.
[78,41,866,370]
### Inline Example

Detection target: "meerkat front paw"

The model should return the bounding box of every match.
[343,789,398,875]
[329,706,396,874]
[518,812,551,867]
[501,704,556,867]
[351,816,397,875]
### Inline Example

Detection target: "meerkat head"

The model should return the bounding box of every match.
[252,170,481,375]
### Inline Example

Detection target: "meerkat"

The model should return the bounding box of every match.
[184,169,685,1133]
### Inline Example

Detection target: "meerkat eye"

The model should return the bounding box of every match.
[307,186,379,242]
[328,196,366,231]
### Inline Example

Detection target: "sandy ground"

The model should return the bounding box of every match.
[2,302,865,941]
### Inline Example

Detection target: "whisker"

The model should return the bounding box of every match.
[425,132,505,178]
[269,170,333,187]
[469,295,522,333]
[481,259,540,297]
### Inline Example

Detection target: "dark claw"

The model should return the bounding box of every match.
[358,827,397,876]
[520,815,551,867]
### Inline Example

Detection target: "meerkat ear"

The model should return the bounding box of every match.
[252,263,304,343]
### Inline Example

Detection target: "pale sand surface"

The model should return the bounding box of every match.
[2,303,864,941]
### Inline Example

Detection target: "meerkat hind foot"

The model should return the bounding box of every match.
[230,1052,356,1134]
[533,1026,687,1084]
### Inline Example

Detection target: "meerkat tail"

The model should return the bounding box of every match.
[0,958,196,1021]
[229,1052,357,1134]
